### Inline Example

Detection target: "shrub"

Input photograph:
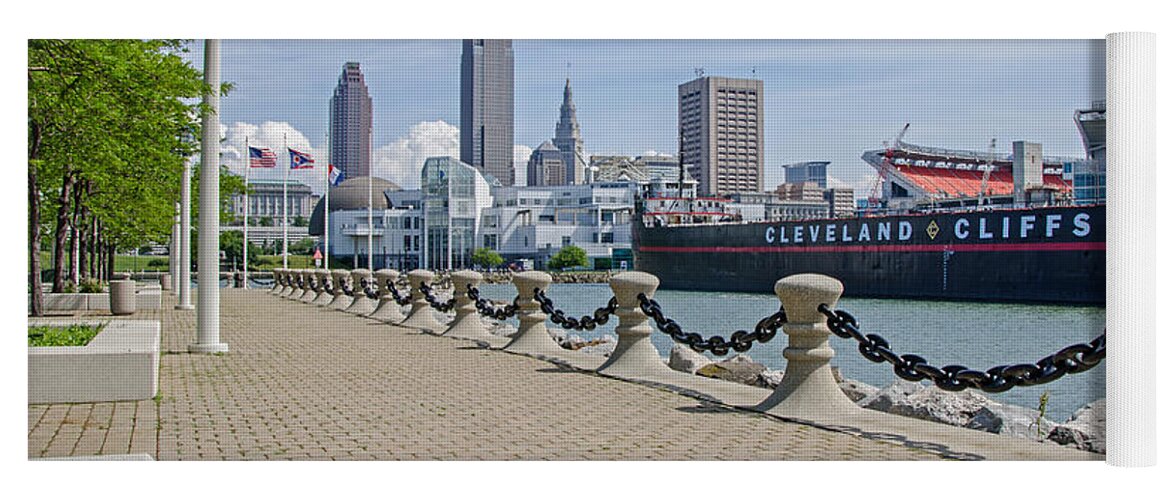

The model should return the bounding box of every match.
[548,245,588,270]
[28,323,105,347]
[78,278,104,293]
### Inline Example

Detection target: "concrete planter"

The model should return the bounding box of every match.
[28,319,160,404]
[31,291,162,312]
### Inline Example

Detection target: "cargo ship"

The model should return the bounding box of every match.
[634,111,1107,304]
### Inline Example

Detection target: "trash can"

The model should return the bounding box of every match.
[110,280,136,315]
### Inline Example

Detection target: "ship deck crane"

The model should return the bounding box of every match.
[867,123,910,212]
[978,138,996,207]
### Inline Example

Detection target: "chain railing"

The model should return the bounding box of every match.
[466,285,520,319]
[362,280,378,299]
[819,304,1106,393]
[533,288,618,331]
[419,283,456,313]
[384,282,412,306]
[637,293,787,356]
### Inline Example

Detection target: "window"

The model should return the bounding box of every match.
[538,215,555,223]
[403,235,411,251]
[562,236,572,247]
[600,232,614,243]
[483,234,497,249]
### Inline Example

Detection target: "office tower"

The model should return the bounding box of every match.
[460,39,515,185]
[678,76,764,196]
[330,62,373,179]
[553,78,586,184]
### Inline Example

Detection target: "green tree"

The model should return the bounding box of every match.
[293,216,308,227]
[289,237,317,254]
[471,247,504,269]
[218,230,261,269]
[259,216,274,227]
[28,39,218,314]
[548,245,588,270]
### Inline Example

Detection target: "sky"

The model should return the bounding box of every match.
[181,39,1105,196]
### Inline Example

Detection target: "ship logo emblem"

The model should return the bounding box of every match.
[926,220,940,240]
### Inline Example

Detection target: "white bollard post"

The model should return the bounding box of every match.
[754,274,856,416]
[596,271,677,379]
[368,269,406,323]
[311,269,334,306]
[189,38,227,354]
[327,270,353,310]
[502,271,563,355]
[398,270,447,333]
[441,270,492,340]
[345,269,378,315]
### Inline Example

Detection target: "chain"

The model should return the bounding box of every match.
[466,285,520,319]
[819,304,1106,393]
[340,279,353,296]
[362,279,378,299]
[637,293,787,356]
[419,283,456,312]
[532,288,618,331]
[383,282,412,306]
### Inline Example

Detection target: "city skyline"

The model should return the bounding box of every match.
[181,39,1104,196]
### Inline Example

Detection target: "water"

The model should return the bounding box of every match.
[475,283,1105,422]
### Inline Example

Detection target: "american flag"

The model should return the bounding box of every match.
[289,148,315,169]
[248,146,277,168]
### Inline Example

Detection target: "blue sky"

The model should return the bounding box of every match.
[182,39,1104,194]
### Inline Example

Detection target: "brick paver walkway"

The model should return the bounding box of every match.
[29,289,947,460]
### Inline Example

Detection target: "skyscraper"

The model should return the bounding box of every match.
[460,39,515,186]
[678,76,764,196]
[330,62,373,179]
[553,78,586,184]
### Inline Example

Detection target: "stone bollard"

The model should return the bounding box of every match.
[109,279,136,316]
[160,273,172,292]
[754,274,857,416]
[502,271,564,355]
[270,269,284,295]
[299,271,319,303]
[311,269,334,306]
[441,270,492,340]
[327,270,354,310]
[596,271,678,379]
[296,270,313,300]
[282,270,300,298]
[398,270,448,333]
[368,269,406,323]
[276,269,290,295]
[287,270,304,299]
[345,269,378,315]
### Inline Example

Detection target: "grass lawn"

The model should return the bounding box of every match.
[28,324,105,347]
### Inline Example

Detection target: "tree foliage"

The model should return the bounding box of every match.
[471,247,504,269]
[548,245,588,270]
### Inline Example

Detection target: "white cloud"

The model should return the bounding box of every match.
[513,145,533,186]
[221,121,325,192]
[371,120,460,189]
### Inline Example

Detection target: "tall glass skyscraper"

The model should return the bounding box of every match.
[330,62,373,179]
[460,39,515,186]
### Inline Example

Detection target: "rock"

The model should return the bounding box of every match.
[1047,399,1105,454]
[758,369,785,388]
[668,345,712,374]
[831,366,845,384]
[967,402,1055,440]
[695,354,767,386]
[862,382,990,427]
[548,328,568,345]
[488,321,516,338]
[837,378,879,403]
[577,335,617,357]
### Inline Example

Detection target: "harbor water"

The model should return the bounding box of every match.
[474,283,1105,422]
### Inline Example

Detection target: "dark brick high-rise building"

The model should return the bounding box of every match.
[330,62,373,179]
[460,40,515,185]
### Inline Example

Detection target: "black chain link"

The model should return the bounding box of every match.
[637,293,787,356]
[383,281,412,305]
[419,283,456,312]
[819,304,1106,393]
[466,285,520,320]
[361,279,378,299]
[533,288,618,331]
[340,279,353,296]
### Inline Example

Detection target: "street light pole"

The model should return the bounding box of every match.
[190,38,228,354]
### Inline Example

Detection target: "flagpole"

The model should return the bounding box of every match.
[243,137,250,289]
[324,130,331,271]
[282,133,289,269]
[367,168,373,271]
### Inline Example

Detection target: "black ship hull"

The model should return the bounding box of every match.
[634,205,1106,304]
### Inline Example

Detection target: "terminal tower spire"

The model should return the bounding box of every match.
[553,78,586,183]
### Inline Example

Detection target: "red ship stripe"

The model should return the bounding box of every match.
[639,242,1107,253]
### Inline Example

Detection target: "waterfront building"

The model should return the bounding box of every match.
[1072,100,1107,205]
[527,141,568,187]
[480,182,637,269]
[678,76,764,196]
[330,62,373,180]
[775,181,826,202]
[824,187,856,218]
[421,157,496,269]
[590,156,648,183]
[308,177,409,267]
[460,39,515,186]
[635,154,681,181]
[782,161,830,188]
[726,191,830,222]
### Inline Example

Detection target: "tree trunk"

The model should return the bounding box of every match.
[51,171,74,292]
[88,215,97,279]
[28,154,44,316]
[73,183,87,282]
[106,242,116,281]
